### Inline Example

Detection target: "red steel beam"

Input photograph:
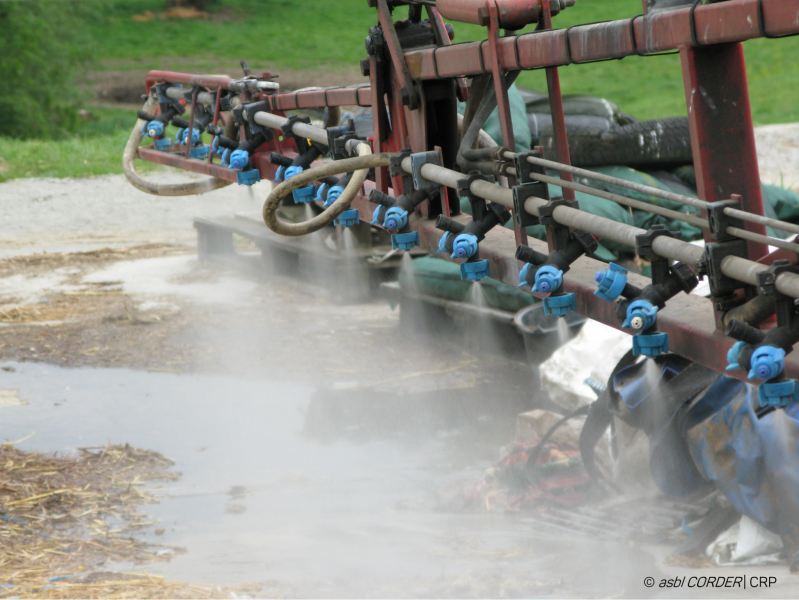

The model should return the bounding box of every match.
[404,0,799,79]
[681,43,768,261]
[136,148,239,182]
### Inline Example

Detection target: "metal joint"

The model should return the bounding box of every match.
[703,238,751,312]
[410,151,441,190]
[511,183,544,229]
[635,224,680,263]
[707,198,744,242]
[243,100,271,137]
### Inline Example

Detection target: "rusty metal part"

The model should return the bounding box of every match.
[122,98,232,196]
[405,0,799,79]
[436,0,572,29]
[376,0,419,109]
[262,143,391,237]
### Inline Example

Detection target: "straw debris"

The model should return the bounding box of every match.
[0,443,272,598]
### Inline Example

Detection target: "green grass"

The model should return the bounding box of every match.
[86,0,798,124]
[2,0,797,181]
[0,108,161,182]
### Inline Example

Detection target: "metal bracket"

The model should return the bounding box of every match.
[635,224,680,262]
[539,195,578,252]
[389,149,417,202]
[409,151,441,190]
[512,149,548,185]
[511,183,545,229]
[456,172,495,223]
[703,238,750,312]
[243,100,270,136]
[756,259,799,327]
[707,197,745,242]
[281,115,312,154]
[155,83,185,115]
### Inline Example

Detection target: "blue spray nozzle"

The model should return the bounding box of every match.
[632,331,669,357]
[518,263,533,289]
[274,165,285,181]
[594,262,628,302]
[622,299,658,331]
[726,340,747,371]
[748,346,786,381]
[532,265,563,295]
[542,293,576,317]
[228,149,250,170]
[451,233,479,260]
[437,231,451,254]
[178,127,202,146]
[371,205,383,226]
[236,169,260,186]
[284,165,304,180]
[324,185,345,208]
[383,207,409,231]
[153,137,172,151]
[391,231,420,251]
[758,379,799,407]
[460,259,490,281]
[145,120,164,138]
[334,208,360,228]
[292,185,317,204]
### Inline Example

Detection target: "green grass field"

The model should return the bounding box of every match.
[2,0,797,181]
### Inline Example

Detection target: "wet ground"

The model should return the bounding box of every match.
[2,174,799,597]
[0,360,661,598]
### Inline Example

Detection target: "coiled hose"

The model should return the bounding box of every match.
[123,96,233,196]
[263,142,393,236]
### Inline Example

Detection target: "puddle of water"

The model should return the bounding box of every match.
[0,360,659,597]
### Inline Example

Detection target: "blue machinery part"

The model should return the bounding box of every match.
[531,265,563,295]
[383,207,409,231]
[324,185,345,208]
[758,379,799,407]
[228,149,250,170]
[450,233,478,260]
[460,260,491,281]
[142,120,165,138]
[190,145,210,160]
[623,299,659,332]
[334,208,360,228]
[632,332,669,357]
[153,138,172,151]
[236,170,261,186]
[542,293,576,317]
[283,166,316,203]
[391,231,420,251]
[594,263,628,302]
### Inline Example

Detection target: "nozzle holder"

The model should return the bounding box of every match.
[410,151,441,191]
[456,172,495,223]
[190,145,210,160]
[758,379,799,408]
[539,196,578,251]
[512,148,547,186]
[153,138,173,151]
[594,262,629,303]
[281,115,313,154]
[334,208,360,228]
[391,231,420,251]
[632,332,669,357]
[707,197,745,242]
[236,169,261,186]
[542,293,576,317]
[243,100,272,137]
[460,259,490,281]
[512,182,545,229]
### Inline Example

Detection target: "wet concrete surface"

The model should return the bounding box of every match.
[0,360,665,598]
